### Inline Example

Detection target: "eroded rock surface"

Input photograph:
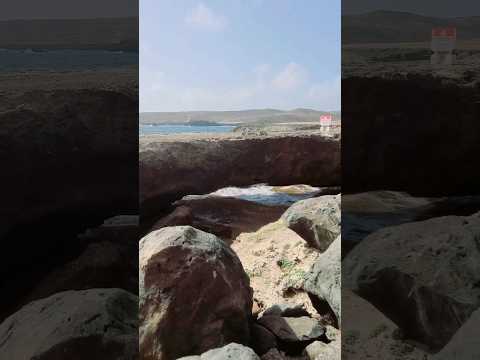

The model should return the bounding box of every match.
[140,134,340,218]
[152,196,287,242]
[140,226,253,360]
[281,195,340,251]
[177,343,261,360]
[0,288,138,360]
[303,236,341,325]
[343,213,480,350]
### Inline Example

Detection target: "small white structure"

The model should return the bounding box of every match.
[431,27,456,65]
[320,114,340,134]
[320,114,332,133]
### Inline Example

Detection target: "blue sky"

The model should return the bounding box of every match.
[140,0,340,112]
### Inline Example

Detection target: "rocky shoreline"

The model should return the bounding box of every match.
[140,194,341,360]
[0,69,140,358]
[137,127,342,359]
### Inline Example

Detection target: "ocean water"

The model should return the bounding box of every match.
[0,49,137,72]
[183,184,322,206]
[139,124,236,136]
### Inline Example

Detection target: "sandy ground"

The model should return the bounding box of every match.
[232,220,320,318]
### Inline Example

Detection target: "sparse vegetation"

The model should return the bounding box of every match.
[245,268,263,279]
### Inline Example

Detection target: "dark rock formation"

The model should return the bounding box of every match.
[0,288,138,359]
[139,226,253,360]
[261,303,310,318]
[152,196,287,242]
[140,134,340,219]
[23,240,138,304]
[250,323,278,356]
[257,316,325,343]
[1,89,138,239]
[281,195,340,251]
[0,89,138,321]
[342,75,480,197]
[343,213,480,350]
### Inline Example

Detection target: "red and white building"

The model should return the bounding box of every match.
[320,114,340,133]
[431,27,456,65]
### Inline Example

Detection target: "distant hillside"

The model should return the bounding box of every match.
[343,10,480,44]
[140,109,340,125]
[0,17,138,50]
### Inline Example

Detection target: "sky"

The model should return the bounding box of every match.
[140,0,340,112]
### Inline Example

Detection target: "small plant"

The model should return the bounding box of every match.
[245,268,262,278]
[277,258,296,272]
[283,268,308,289]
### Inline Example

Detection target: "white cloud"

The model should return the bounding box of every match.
[272,62,308,91]
[185,3,228,31]
[140,63,341,112]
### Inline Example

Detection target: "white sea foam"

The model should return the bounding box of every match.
[208,184,321,206]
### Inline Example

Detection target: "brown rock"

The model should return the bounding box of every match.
[152,196,287,242]
[139,226,253,360]
[251,323,278,355]
[140,133,340,218]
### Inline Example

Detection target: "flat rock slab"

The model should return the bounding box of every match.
[258,316,325,342]
[262,303,310,318]
[152,196,287,242]
[177,343,260,360]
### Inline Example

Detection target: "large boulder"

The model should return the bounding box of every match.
[0,288,138,359]
[139,226,253,360]
[152,196,287,242]
[140,133,340,218]
[177,343,260,360]
[303,236,341,325]
[281,195,340,250]
[342,290,427,360]
[433,308,480,360]
[343,213,480,350]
